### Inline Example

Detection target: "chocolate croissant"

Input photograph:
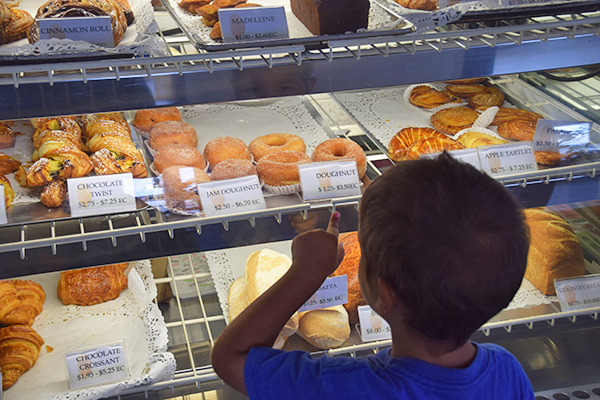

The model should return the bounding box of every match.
[57,263,129,306]
[0,325,44,389]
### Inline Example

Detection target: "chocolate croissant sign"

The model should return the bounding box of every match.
[66,341,129,389]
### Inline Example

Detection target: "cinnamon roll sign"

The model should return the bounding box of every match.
[38,16,115,47]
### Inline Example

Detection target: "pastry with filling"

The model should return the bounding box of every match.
[430,107,480,135]
[57,263,129,306]
[388,127,447,162]
[457,131,508,149]
[405,136,464,160]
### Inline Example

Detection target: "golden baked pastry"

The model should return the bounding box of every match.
[444,84,487,99]
[32,117,82,150]
[0,325,44,389]
[0,175,14,207]
[57,263,129,306]
[0,152,21,175]
[408,85,460,110]
[331,232,366,325]
[0,122,16,149]
[394,0,436,10]
[28,141,94,185]
[497,119,537,142]
[405,136,464,160]
[430,107,480,135]
[388,127,447,162]
[0,280,46,326]
[457,131,508,149]
[0,3,34,45]
[40,179,67,208]
[488,107,544,126]
[467,86,505,108]
[524,208,585,295]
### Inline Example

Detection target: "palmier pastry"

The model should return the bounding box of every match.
[394,0,436,11]
[0,325,44,389]
[488,107,543,125]
[0,122,16,149]
[497,119,537,142]
[40,179,67,208]
[388,127,447,161]
[430,107,480,136]
[0,175,14,207]
[57,263,129,306]
[408,85,460,110]
[467,86,505,108]
[0,153,21,175]
[534,151,567,166]
[405,137,464,160]
[457,131,508,149]
[445,84,487,99]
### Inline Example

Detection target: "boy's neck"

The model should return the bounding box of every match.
[389,326,477,369]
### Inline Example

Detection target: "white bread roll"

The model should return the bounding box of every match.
[297,305,350,349]
[227,276,248,322]
[245,249,292,302]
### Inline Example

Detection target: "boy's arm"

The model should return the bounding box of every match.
[211,212,342,395]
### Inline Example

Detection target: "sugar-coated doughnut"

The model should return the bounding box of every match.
[132,107,182,133]
[249,133,306,161]
[154,143,206,174]
[162,165,210,212]
[148,121,198,151]
[203,136,252,169]
[256,150,311,187]
[210,159,257,181]
[312,138,367,179]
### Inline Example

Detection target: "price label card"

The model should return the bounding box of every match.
[298,275,348,313]
[66,342,129,390]
[477,142,538,177]
[555,273,600,312]
[218,6,289,43]
[358,305,392,342]
[0,185,7,225]
[299,161,362,201]
[533,119,591,152]
[197,175,266,217]
[67,173,137,217]
[38,16,114,47]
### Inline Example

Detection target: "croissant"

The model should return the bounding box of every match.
[0,325,44,389]
[0,175,14,207]
[57,263,129,306]
[2,280,46,326]
[388,127,447,161]
[0,281,23,325]
[89,133,147,178]
[0,152,21,175]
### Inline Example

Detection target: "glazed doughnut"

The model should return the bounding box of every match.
[210,159,257,181]
[132,107,182,134]
[497,119,537,142]
[256,150,311,187]
[154,143,207,174]
[148,121,198,151]
[312,138,367,179]
[203,136,252,169]
[162,165,210,212]
[249,133,306,161]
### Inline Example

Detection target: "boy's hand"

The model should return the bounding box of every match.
[290,211,344,282]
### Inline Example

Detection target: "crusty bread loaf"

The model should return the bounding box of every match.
[297,305,350,349]
[524,208,585,295]
[332,231,366,324]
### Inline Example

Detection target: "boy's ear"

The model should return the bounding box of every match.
[376,277,398,316]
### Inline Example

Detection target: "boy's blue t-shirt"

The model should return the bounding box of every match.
[244,342,534,399]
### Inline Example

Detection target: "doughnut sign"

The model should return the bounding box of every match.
[299,161,362,201]
[197,175,266,217]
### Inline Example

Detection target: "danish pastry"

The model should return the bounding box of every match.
[388,127,447,161]
[430,107,480,136]
[405,137,464,160]
[40,179,67,208]
[408,85,460,110]
[457,131,508,149]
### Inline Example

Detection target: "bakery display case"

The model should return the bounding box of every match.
[1,2,600,399]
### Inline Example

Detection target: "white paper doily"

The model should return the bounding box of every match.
[5,261,176,400]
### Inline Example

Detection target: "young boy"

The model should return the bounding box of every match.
[211,152,535,399]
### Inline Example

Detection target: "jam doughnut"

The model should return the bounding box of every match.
[256,150,311,187]
[154,143,207,174]
[203,136,252,169]
[210,159,257,181]
[312,138,367,179]
[132,107,182,134]
[162,165,210,212]
[149,121,198,151]
[249,133,306,161]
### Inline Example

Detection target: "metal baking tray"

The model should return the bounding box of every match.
[160,0,415,51]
